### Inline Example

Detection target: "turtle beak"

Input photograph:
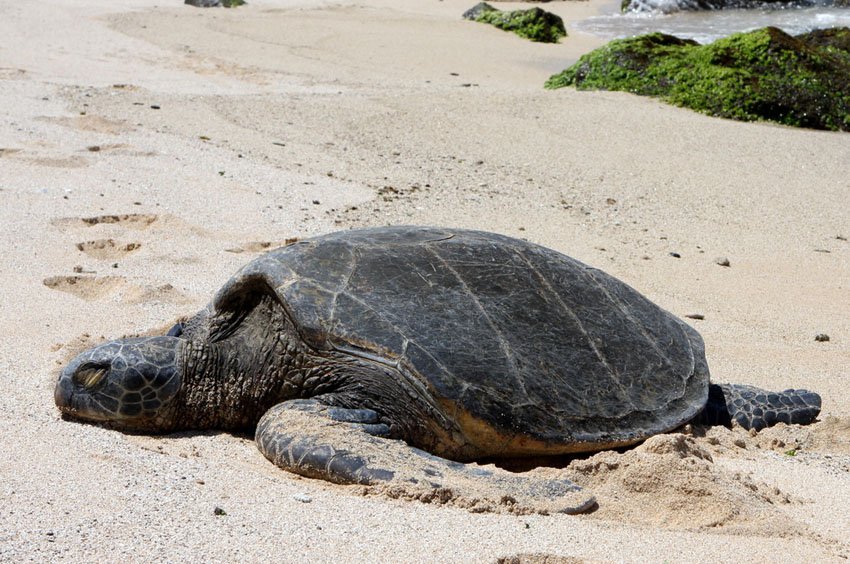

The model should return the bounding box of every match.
[55,359,83,415]
[54,370,74,412]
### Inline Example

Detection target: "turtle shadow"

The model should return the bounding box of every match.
[486,423,720,474]
[58,413,251,442]
[484,447,632,474]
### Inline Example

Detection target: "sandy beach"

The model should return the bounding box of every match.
[1,0,848,561]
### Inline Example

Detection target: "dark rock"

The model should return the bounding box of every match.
[546,27,850,132]
[715,256,731,267]
[463,2,495,19]
[463,2,566,43]
[685,313,705,320]
[815,333,830,342]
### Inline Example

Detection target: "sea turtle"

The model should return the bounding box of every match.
[55,226,821,513]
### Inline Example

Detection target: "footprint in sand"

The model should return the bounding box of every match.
[43,275,188,305]
[39,115,131,135]
[26,155,89,169]
[43,275,127,301]
[52,213,158,231]
[79,214,158,229]
[76,239,142,260]
[53,213,211,240]
[0,146,88,169]
[0,68,27,79]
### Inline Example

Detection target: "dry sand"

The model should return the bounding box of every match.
[1,0,849,561]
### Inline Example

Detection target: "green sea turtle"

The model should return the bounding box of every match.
[55,226,821,513]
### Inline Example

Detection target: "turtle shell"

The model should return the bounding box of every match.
[214,226,708,454]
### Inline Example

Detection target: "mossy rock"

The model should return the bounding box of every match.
[463,2,566,44]
[545,27,850,131]
[797,27,850,54]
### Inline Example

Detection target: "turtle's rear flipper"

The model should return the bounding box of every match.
[255,399,595,514]
[698,383,822,431]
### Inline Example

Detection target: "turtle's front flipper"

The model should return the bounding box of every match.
[256,399,396,484]
[699,383,822,431]
[255,399,595,514]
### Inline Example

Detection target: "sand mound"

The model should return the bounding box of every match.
[693,418,850,457]
[565,433,801,531]
[807,417,850,454]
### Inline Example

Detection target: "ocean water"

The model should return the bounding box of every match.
[573,3,850,44]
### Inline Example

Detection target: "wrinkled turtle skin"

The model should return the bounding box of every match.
[55,226,822,514]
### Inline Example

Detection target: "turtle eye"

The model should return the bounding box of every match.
[75,366,108,389]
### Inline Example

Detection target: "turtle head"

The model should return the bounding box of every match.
[55,336,184,432]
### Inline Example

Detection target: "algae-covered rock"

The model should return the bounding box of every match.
[545,27,850,131]
[463,2,566,44]
[797,27,850,54]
